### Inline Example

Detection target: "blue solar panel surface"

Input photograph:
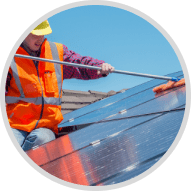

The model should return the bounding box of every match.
[38,71,186,185]
[59,71,183,125]
[59,72,184,128]
[43,110,184,185]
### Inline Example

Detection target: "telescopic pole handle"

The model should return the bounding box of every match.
[14,54,179,81]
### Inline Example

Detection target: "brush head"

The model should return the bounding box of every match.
[153,78,185,93]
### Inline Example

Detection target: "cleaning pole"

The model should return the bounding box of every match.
[14,54,180,82]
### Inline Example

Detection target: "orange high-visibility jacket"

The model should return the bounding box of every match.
[6,39,64,134]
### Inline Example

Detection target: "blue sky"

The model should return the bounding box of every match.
[46,5,182,92]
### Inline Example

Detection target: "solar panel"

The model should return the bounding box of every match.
[40,110,184,185]
[26,71,186,186]
[59,73,184,128]
[59,71,183,125]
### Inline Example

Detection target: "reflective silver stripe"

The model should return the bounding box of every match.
[49,42,62,97]
[6,96,42,104]
[44,97,61,105]
[6,96,61,105]
[10,58,25,98]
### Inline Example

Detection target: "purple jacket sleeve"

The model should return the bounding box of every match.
[62,45,105,80]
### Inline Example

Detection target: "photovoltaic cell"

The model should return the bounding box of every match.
[96,155,163,185]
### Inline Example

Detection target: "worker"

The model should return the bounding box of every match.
[5,20,114,151]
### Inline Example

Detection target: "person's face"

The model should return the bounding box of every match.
[24,33,44,51]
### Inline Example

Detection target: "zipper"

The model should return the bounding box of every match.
[34,61,44,129]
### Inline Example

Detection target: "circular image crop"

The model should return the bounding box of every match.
[2,1,189,190]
